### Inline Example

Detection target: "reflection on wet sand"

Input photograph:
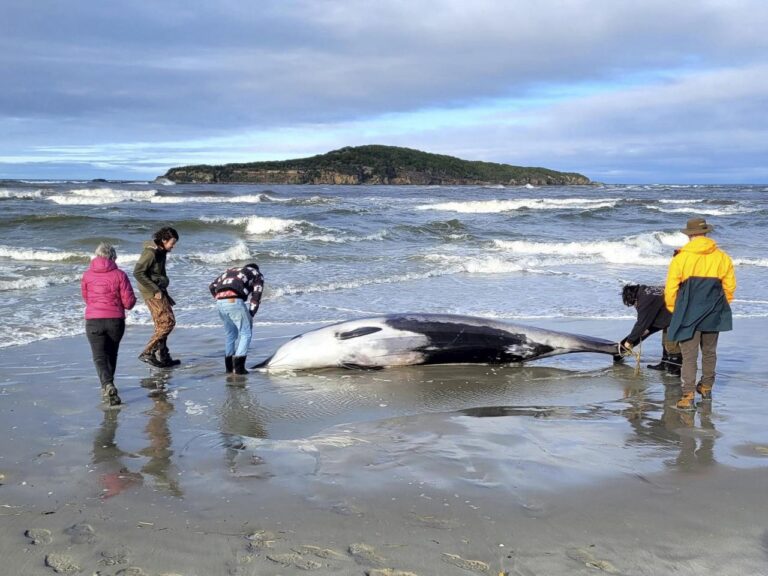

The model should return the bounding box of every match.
[139,393,183,497]
[91,375,183,499]
[91,410,142,499]
[219,386,267,473]
[623,383,718,471]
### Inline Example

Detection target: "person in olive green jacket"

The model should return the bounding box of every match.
[665,218,736,410]
[133,227,180,368]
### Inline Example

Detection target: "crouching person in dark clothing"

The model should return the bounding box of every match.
[619,284,681,375]
[82,242,137,405]
[209,263,264,375]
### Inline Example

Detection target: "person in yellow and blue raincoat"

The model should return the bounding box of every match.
[665,218,736,410]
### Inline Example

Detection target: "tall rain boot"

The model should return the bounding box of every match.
[156,345,181,368]
[225,356,234,373]
[647,350,669,371]
[139,347,166,368]
[666,354,682,376]
[233,356,249,375]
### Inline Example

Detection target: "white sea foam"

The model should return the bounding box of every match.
[492,231,681,266]
[0,245,87,262]
[416,198,618,213]
[48,188,158,205]
[733,258,768,267]
[269,269,453,299]
[187,241,252,264]
[0,189,44,199]
[649,204,755,216]
[0,274,80,292]
[150,193,268,204]
[422,253,525,274]
[658,198,704,204]
[200,215,306,235]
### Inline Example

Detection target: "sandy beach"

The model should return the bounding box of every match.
[1,317,766,575]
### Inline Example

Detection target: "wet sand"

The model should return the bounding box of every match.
[1,318,767,575]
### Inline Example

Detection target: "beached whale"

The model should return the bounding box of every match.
[253,313,618,371]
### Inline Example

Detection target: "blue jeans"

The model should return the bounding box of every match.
[216,299,253,357]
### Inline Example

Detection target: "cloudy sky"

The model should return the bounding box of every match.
[2,1,767,183]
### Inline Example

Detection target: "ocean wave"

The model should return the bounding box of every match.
[416,198,618,213]
[48,188,158,205]
[150,193,268,204]
[0,273,81,292]
[186,241,253,264]
[657,198,704,204]
[648,204,756,216]
[199,215,381,243]
[491,231,683,266]
[421,253,525,274]
[269,268,454,299]
[0,245,89,263]
[200,215,307,235]
[733,258,768,267]
[0,188,44,199]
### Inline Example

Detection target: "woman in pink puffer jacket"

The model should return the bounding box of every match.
[81,242,136,406]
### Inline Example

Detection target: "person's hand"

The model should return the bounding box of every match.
[154,292,162,300]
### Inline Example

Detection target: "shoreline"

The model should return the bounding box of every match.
[1,318,766,575]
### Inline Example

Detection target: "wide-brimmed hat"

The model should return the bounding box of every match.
[681,217,714,235]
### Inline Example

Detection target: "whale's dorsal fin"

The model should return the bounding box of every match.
[336,326,382,340]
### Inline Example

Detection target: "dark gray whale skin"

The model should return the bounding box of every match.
[253,313,618,371]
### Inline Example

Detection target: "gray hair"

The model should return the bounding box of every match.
[95,242,117,261]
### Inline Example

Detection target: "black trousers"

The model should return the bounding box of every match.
[85,318,126,386]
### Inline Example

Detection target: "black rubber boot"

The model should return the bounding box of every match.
[233,356,249,375]
[156,346,181,367]
[139,350,165,368]
[225,355,234,373]
[666,354,682,376]
[647,350,669,371]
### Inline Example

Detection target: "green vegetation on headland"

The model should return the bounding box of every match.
[162,145,591,185]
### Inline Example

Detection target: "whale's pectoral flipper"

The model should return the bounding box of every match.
[336,326,382,340]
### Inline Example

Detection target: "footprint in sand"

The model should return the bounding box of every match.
[44,553,80,574]
[64,522,97,545]
[115,568,148,576]
[25,528,52,545]
[566,547,619,573]
[292,545,347,561]
[349,542,387,567]
[366,570,420,576]
[266,552,322,570]
[98,545,131,566]
[441,553,490,573]
[245,529,278,552]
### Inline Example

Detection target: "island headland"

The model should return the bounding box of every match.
[162,145,591,185]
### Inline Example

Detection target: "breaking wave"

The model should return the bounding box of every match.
[416,197,619,213]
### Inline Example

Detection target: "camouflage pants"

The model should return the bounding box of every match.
[142,296,176,355]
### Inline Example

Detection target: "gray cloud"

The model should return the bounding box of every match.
[2,1,768,180]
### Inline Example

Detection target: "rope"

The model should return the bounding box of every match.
[617,341,642,376]
[627,350,765,386]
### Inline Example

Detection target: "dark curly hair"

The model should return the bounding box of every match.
[153,226,179,247]
[621,284,640,307]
